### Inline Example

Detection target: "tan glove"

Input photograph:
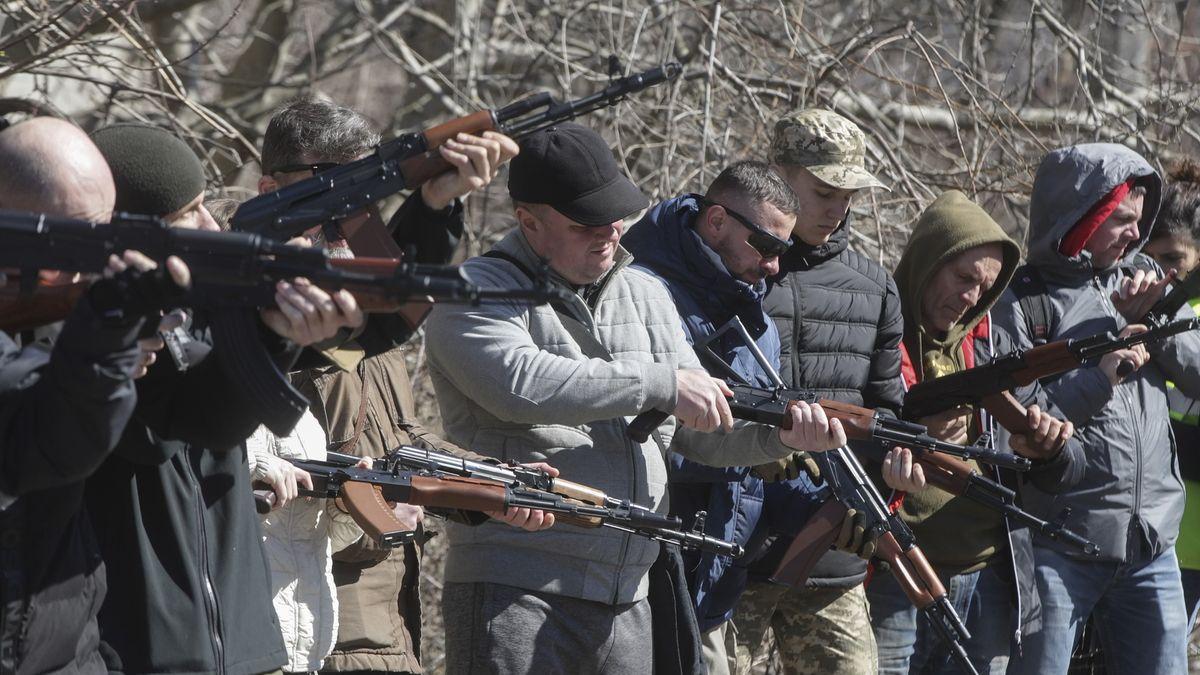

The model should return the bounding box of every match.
[832,508,878,560]
[751,451,821,483]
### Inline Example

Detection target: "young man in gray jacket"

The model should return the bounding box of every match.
[994,143,1200,675]
[423,122,848,675]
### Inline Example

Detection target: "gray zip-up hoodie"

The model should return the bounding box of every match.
[992,143,1200,563]
[424,229,796,605]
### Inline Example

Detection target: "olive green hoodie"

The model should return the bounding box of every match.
[892,190,1020,573]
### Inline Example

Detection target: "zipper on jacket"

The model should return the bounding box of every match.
[1097,276,1144,561]
[182,455,226,674]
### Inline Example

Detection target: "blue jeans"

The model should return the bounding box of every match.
[1010,546,1187,675]
[866,564,1012,675]
[1181,567,1200,632]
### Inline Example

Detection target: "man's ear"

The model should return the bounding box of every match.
[258,174,277,195]
[514,205,539,233]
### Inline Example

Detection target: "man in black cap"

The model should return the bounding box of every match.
[85,122,362,675]
[423,122,849,674]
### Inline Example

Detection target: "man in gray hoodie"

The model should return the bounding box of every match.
[993,143,1200,675]
[424,122,848,675]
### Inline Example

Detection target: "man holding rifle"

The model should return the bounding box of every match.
[423,123,847,674]
[621,160,925,674]
[253,96,543,675]
[0,117,190,675]
[82,123,362,675]
[995,144,1200,675]
[867,190,1083,674]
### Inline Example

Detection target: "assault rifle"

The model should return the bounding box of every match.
[628,383,1030,471]
[855,445,1098,556]
[0,209,567,434]
[253,455,742,557]
[232,61,683,241]
[377,444,742,556]
[775,445,979,675]
[902,315,1200,422]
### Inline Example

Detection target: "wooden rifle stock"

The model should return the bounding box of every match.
[0,280,88,332]
[875,531,941,609]
[768,499,848,586]
[396,110,497,186]
[1010,341,1080,386]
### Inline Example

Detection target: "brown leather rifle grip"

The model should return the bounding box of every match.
[341,481,411,547]
[903,544,947,599]
[769,499,847,586]
[817,400,877,443]
[408,475,509,513]
[397,111,498,186]
[1014,343,1077,386]
[0,280,88,332]
[551,479,608,506]
[980,391,1031,435]
[913,452,974,495]
[876,532,935,608]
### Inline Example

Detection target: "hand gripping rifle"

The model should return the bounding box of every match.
[0,209,568,434]
[1142,268,1200,328]
[231,61,683,241]
[776,446,979,675]
[628,381,1032,470]
[902,315,1200,423]
[856,444,1098,556]
[626,317,1031,471]
[252,455,741,557]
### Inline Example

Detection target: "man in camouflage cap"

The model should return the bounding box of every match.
[732,109,902,674]
[770,108,888,192]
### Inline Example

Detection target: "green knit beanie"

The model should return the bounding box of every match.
[91,124,207,217]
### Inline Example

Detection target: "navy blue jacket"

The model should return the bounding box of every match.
[624,194,821,631]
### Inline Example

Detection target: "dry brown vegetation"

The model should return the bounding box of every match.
[5,0,1200,670]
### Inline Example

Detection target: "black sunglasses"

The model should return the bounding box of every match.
[698,197,792,258]
[270,162,340,175]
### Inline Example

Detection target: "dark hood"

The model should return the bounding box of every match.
[893,190,1020,375]
[1027,143,1162,277]
[622,194,769,335]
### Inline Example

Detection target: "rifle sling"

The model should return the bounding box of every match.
[768,498,847,586]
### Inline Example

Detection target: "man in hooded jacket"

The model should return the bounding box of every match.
[993,143,1200,675]
[868,190,1083,674]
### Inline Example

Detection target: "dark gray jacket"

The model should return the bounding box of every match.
[756,222,905,587]
[0,300,144,675]
[992,143,1200,563]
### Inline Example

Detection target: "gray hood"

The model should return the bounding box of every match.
[1026,143,1162,277]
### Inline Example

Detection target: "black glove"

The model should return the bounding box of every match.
[88,267,187,325]
[832,508,878,560]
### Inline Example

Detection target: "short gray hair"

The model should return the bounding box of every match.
[705,160,800,215]
[261,96,380,173]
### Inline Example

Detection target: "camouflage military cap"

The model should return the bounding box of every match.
[770,109,888,191]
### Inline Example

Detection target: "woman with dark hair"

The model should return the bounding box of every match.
[1142,160,1200,671]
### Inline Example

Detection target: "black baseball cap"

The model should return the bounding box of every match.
[508,122,649,226]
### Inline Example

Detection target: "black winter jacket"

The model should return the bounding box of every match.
[85,317,298,675]
[756,222,906,587]
[0,300,144,675]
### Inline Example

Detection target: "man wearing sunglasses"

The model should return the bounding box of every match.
[733,109,903,675]
[622,161,922,675]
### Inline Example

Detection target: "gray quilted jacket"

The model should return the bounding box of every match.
[425,229,795,605]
